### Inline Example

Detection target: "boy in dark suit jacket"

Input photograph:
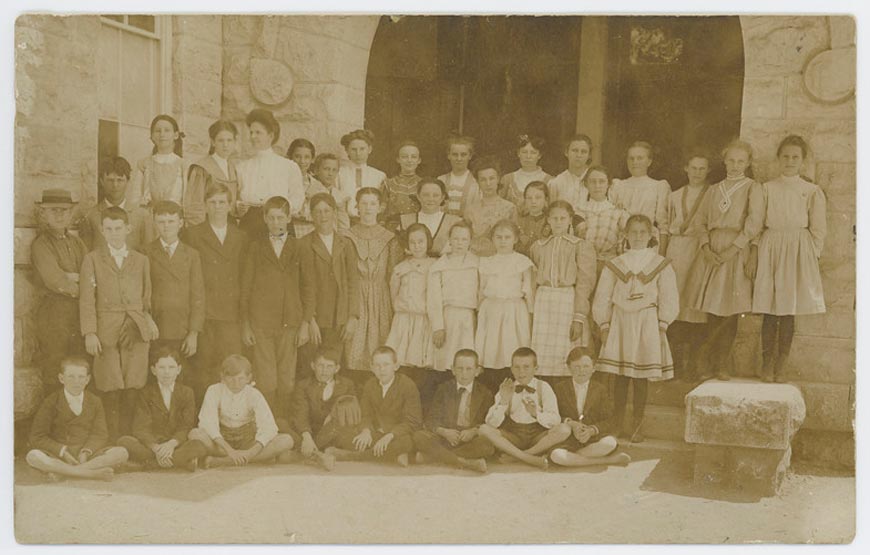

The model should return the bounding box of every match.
[117,346,207,470]
[550,347,631,468]
[146,201,205,361]
[413,349,494,473]
[26,357,128,481]
[185,182,247,402]
[297,193,360,380]
[289,347,358,470]
[329,346,421,466]
[241,196,315,419]
[80,206,160,440]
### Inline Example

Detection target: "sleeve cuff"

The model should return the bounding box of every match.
[59,446,68,458]
[659,321,669,331]
[599,323,610,331]
[572,313,587,323]
[732,233,749,249]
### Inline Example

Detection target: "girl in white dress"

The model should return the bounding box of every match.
[751,135,826,382]
[499,134,553,214]
[609,141,671,255]
[593,215,679,442]
[475,219,535,392]
[548,133,593,214]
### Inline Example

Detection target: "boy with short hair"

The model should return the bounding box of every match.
[30,189,88,387]
[117,346,207,471]
[297,192,360,379]
[313,153,351,232]
[80,206,160,439]
[26,357,128,481]
[289,347,358,470]
[189,354,294,468]
[412,349,494,473]
[80,156,153,252]
[549,347,631,468]
[145,200,205,366]
[478,347,571,469]
[328,346,421,466]
[185,181,247,403]
[240,196,315,418]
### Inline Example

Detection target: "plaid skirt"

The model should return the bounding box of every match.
[531,286,582,376]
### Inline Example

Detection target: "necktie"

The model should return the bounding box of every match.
[355,167,363,189]
[457,387,471,428]
[515,384,536,394]
[164,244,173,257]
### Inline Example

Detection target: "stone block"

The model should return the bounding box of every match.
[815,161,855,195]
[176,114,218,160]
[222,83,256,121]
[741,77,785,119]
[14,366,45,421]
[222,15,261,47]
[787,72,855,121]
[829,16,856,48]
[740,119,854,164]
[786,336,855,384]
[280,15,381,50]
[820,210,856,263]
[794,381,853,432]
[173,35,223,83]
[223,48,251,85]
[741,16,829,78]
[249,58,295,106]
[811,118,856,163]
[684,380,806,449]
[795,308,854,340]
[173,15,222,44]
[792,428,854,469]
[175,77,222,120]
[273,30,369,87]
[693,444,791,497]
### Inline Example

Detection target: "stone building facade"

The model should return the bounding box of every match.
[13,14,855,467]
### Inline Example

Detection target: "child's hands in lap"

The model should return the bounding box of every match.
[353,429,372,451]
[300,434,317,457]
[61,451,79,466]
[226,447,249,466]
[458,428,477,443]
[439,428,461,446]
[372,433,394,457]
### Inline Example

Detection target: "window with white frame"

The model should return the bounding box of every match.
[98,15,172,172]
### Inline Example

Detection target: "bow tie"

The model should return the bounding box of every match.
[515,384,535,394]
[270,233,286,240]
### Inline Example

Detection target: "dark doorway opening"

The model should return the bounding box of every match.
[602,16,745,187]
[365,15,582,178]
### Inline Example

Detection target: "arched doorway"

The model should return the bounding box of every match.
[364,15,582,177]
[364,15,745,187]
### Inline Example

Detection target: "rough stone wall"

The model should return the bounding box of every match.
[737,15,855,466]
[14,15,102,392]
[221,15,380,158]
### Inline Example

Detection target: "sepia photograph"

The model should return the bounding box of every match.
[5,1,859,547]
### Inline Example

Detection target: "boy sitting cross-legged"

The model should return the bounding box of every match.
[26,357,128,481]
[288,347,358,471]
[327,346,422,467]
[188,354,294,468]
[412,349,495,473]
[549,347,632,468]
[117,346,207,471]
[478,347,571,469]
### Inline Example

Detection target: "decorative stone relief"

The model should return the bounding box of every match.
[249,57,294,106]
[630,26,683,65]
[802,45,855,105]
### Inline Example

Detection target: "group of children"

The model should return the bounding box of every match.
[25,109,827,481]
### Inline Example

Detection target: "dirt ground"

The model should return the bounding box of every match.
[13,442,855,545]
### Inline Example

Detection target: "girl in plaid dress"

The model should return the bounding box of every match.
[530,201,597,382]
[593,215,679,442]
[575,166,629,276]
[383,141,423,229]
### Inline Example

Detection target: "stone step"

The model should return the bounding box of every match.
[618,437,693,454]
[619,404,686,442]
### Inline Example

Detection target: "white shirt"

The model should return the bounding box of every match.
[211,153,230,180]
[380,377,395,398]
[270,233,287,258]
[417,210,445,238]
[573,380,590,419]
[198,383,278,447]
[210,223,228,245]
[104,198,127,211]
[321,379,335,402]
[159,383,175,411]
[108,244,129,268]
[237,148,305,215]
[160,238,179,258]
[318,232,334,255]
[485,378,561,428]
[549,168,590,214]
[339,162,386,217]
[64,389,84,416]
[449,171,470,189]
